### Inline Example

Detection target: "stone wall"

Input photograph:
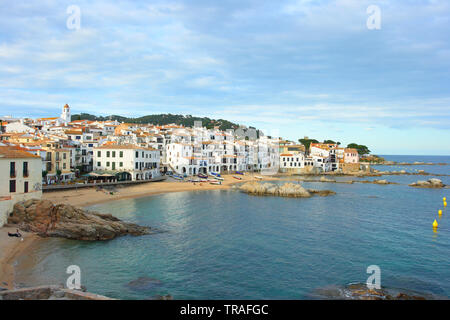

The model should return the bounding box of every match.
[341,163,360,173]
[0,285,114,300]
[0,199,12,227]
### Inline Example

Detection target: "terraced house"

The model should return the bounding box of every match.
[93,144,160,181]
[0,146,42,227]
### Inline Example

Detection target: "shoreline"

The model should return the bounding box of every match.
[42,173,278,208]
[0,173,275,291]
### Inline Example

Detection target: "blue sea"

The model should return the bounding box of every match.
[16,155,450,299]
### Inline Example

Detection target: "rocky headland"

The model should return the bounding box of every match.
[7,199,159,241]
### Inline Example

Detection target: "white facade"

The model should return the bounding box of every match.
[280,153,305,170]
[0,147,42,227]
[93,145,160,181]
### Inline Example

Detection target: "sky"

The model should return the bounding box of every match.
[0,0,449,155]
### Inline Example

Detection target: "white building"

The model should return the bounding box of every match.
[280,152,305,172]
[61,104,71,124]
[93,144,160,181]
[0,146,42,227]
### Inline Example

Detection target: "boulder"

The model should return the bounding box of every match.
[374,179,389,185]
[8,199,158,241]
[409,179,445,188]
[239,182,335,198]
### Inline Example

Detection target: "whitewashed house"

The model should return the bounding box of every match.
[0,146,42,227]
[93,144,160,181]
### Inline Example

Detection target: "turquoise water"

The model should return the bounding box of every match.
[16,156,450,299]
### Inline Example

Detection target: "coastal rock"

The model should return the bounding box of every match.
[409,179,445,188]
[8,199,156,241]
[239,182,335,198]
[312,283,432,300]
[320,176,335,182]
[374,179,389,185]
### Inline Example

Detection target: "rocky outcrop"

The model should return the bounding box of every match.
[239,182,335,198]
[7,199,157,241]
[312,283,434,300]
[409,178,446,188]
[0,285,114,300]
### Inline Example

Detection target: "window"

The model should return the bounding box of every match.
[112,162,116,170]
[119,162,123,167]
[107,151,110,157]
[97,151,101,157]
[112,151,116,157]
[23,162,29,177]
[24,181,29,193]
[10,180,16,193]
[136,151,139,158]
[135,163,138,169]
[63,153,66,160]
[10,162,16,178]
[63,163,66,169]
[120,151,123,158]
[106,162,110,167]
[97,162,101,167]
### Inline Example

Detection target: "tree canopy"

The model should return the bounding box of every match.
[72,113,243,131]
[347,143,371,155]
[298,138,319,151]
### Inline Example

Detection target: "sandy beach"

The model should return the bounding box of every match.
[42,173,277,208]
[0,173,276,290]
[0,227,40,290]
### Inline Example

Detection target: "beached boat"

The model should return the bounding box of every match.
[210,181,222,185]
[210,172,221,177]
[198,173,208,179]
[172,175,184,180]
[255,176,263,180]
[214,176,224,181]
[233,176,243,180]
[235,171,244,175]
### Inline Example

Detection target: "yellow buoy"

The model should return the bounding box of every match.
[438,209,442,216]
[444,202,447,207]
[444,197,447,201]
[433,220,438,228]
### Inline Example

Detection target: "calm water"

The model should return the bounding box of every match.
[16,155,450,299]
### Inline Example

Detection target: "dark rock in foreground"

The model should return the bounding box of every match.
[8,199,157,241]
[0,285,114,300]
[311,283,438,300]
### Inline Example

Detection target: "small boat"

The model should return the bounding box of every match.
[210,172,221,177]
[172,175,184,180]
[255,176,263,180]
[235,171,244,175]
[198,173,208,179]
[210,181,222,185]
[214,176,224,181]
[233,176,242,180]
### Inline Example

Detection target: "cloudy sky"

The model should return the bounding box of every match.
[0,0,449,154]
